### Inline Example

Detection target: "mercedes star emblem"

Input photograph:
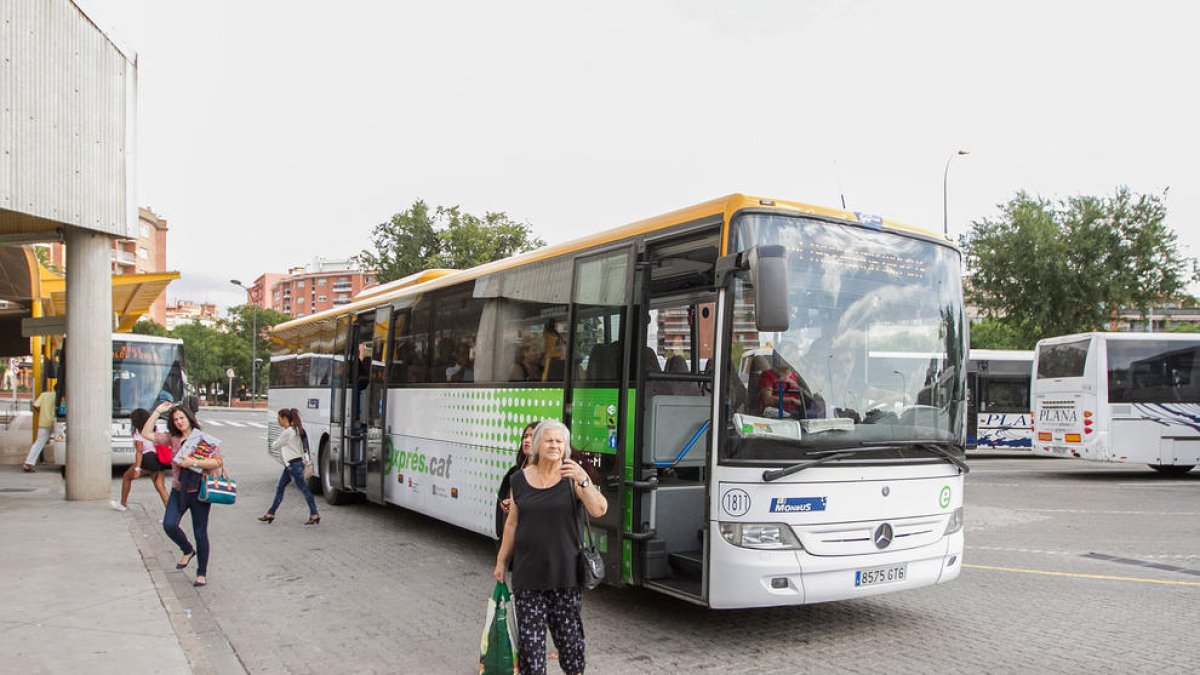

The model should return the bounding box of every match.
[873,523,894,549]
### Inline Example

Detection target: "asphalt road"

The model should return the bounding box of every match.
[121,409,1200,674]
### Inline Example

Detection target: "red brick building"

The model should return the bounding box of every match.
[36,206,171,325]
[268,258,377,318]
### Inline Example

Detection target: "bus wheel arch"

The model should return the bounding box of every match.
[321,438,353,505]
[306,432,327,495]
[1149,464,1194,477]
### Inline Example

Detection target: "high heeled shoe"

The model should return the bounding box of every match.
[304,514,321,526]
[257,514,275,523]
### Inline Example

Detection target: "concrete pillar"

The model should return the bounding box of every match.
[64,226,113,500]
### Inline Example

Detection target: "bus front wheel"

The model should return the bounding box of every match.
[1150,464,1194,477]
[321,442,353,506]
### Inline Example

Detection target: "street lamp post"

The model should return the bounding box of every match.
[230,279,257,408]
[943,149,970,236]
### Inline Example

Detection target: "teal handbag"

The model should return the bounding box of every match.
[199,470,237,505]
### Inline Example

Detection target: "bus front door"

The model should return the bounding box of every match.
[328,310,390,505]
[567,246,634,586]
[635,229,721,603]
[325,314,353,504]
[363,307,391,504]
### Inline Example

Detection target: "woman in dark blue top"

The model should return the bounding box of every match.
[494,419,607,675]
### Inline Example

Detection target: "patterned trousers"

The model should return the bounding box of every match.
[512,587,585,675]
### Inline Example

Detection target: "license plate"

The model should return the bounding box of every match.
[855,564,907,587]
[1051,446,1070,455]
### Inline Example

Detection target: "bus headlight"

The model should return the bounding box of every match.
[943,507,964,535]
[719,522,804,550]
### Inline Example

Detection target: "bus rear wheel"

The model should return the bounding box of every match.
[321,442,353,506]
[1149,464,1194,477]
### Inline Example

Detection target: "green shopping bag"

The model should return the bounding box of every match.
[479,581,518,674]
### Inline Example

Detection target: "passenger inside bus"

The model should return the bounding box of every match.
[756,352,824,419]
[446,343,474,383]
[509,334,545,382]
[541,319,565,382]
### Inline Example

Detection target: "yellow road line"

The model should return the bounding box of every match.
[963,563,1200,587]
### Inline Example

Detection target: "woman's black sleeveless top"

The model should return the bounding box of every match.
[510,470,579,591]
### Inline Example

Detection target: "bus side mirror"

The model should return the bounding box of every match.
[186,395,199,414]
[749,245,789,333]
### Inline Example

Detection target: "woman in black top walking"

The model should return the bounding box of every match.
[496,421,539,540]
[493,419,607,675]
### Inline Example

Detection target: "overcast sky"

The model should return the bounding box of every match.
[76,0,1200,310]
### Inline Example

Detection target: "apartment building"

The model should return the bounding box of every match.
[35,207,171,324]
[270,257,377,318]
[165,300,219,330]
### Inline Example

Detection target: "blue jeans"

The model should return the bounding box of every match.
[163,488,212,576]
[269,459,318,517]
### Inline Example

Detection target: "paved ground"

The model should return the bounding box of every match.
[3,409,1198,673]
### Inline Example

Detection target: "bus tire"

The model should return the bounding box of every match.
[1149,464,1194,477]
[321,442,353,506]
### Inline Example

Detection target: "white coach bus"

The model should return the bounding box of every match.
[966,350,1033,449]
[268,194,968,608]
[52,333,192,466]
[1031,332,1200,476]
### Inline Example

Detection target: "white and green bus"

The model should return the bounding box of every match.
[268,194,968,608]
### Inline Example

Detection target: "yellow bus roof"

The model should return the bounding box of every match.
[271,194,948,337]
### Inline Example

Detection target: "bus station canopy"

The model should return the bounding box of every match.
[39,270,180,333]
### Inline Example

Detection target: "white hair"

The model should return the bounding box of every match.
[529,419,570,466]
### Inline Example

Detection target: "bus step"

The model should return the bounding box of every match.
[667,550,703,579]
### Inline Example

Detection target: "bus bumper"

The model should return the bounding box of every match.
[111,443,136,466]
[707,530,963,609]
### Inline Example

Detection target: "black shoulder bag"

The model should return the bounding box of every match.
[571,479,605,590]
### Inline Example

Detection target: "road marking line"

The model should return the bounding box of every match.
[963,563,1200,587]
[1010,507,1200,516]
[969,545,1200,560]
[221,421,246,428]
[245,422,266,428]
[968,481,1195,491]
[203,420,223,426]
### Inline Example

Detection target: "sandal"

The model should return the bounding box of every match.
[175,551,196,569]
[21,464,35,473]
[305,514,321,525]
[193,576,207,587]
[257,514,275,523]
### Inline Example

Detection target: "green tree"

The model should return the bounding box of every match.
[969,318,1029,350]
[962,188,1197,346]
[171,321,243,402]
[131,320,170,337]
[223,305,292,399]
[358,200,545,283]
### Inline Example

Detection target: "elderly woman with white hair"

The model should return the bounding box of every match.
[493,419,607,675]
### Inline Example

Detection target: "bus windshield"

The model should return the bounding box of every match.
[724,214,965,461]
[112,339,186,417]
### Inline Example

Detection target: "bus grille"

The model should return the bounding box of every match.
[1038,399,1075,409]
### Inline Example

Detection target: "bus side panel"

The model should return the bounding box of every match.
[382,388,564,538]
[266,387,331,454]
[1111,405,1200,466]
[975,412,1032,448]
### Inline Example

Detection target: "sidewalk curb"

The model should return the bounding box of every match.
[128,502,247,675]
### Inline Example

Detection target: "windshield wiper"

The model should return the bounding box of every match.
[899,442,970,474]
[760,442,969,482]
[762,450,861,482]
